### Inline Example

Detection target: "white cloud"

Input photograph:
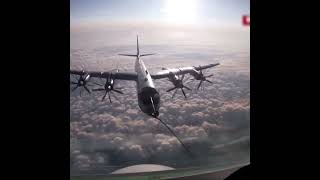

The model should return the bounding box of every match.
[70,41,250,173]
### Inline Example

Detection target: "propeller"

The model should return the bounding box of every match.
[92,71,123,103]
[70,72,92,96]
[167,74,192,99]
[190,69,214,90]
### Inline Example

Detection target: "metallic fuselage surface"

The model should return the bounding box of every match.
[135,56,160,117]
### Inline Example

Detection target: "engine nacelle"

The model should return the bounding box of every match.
[168,72,179,82]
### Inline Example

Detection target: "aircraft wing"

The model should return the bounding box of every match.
[70,70,138,81]
[151,63,220,80]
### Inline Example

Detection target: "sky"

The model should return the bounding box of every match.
[70,0,250,175]
[70,0,250,48]
[70,42,250,175]
[70,45,250,174]
[71,0,250,26]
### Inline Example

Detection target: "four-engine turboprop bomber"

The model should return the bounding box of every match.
[70,36,220,154]
[71,36,219,117]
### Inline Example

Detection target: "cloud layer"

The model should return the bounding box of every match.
[70,32,250,175]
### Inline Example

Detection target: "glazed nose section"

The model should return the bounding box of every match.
[149,93,160,117]
[151,110,159,117]
[138,87,161,117]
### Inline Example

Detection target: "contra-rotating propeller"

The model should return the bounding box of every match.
[167,74,192,99]
[70,72,91,96]
[92,71,123,103]
[190,69,214,90]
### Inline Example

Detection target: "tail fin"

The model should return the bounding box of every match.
[137,35,157,57]
[137,35,139,56]
[118,35,156,58]
[140,53,156,57]
[118,54,137,57]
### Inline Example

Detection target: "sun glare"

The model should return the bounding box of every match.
[161,0,198,24]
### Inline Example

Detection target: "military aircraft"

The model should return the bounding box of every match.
[70,36,219,154]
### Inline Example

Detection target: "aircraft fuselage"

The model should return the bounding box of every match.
[135,56,160,117]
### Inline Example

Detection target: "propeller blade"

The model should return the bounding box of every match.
[112,89,123,94]
[71,75,79,82]
[181,88,187,99]
[172,89,178,99]
[108,92,112,103]
[167,87,176,92]
[181,74,185,81]
[71,82,78,85]
[206,80,213,83]
[205,74,214,78]
[102,92,107,101]
[197,80,203,90]
[92,88,105,91]
[183,85,192,91]
[84,86,91,94]
[71,85,78,91]
[80,88,82,97]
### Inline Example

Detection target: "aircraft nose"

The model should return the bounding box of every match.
[151,111,159,117]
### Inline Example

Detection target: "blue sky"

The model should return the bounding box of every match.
[71,0,250,26]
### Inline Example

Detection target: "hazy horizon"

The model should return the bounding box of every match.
[71,0,250,26]
[70,0,250,175]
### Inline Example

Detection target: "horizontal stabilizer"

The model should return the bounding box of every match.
[118,54,138,57]
[140,53,156,57]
